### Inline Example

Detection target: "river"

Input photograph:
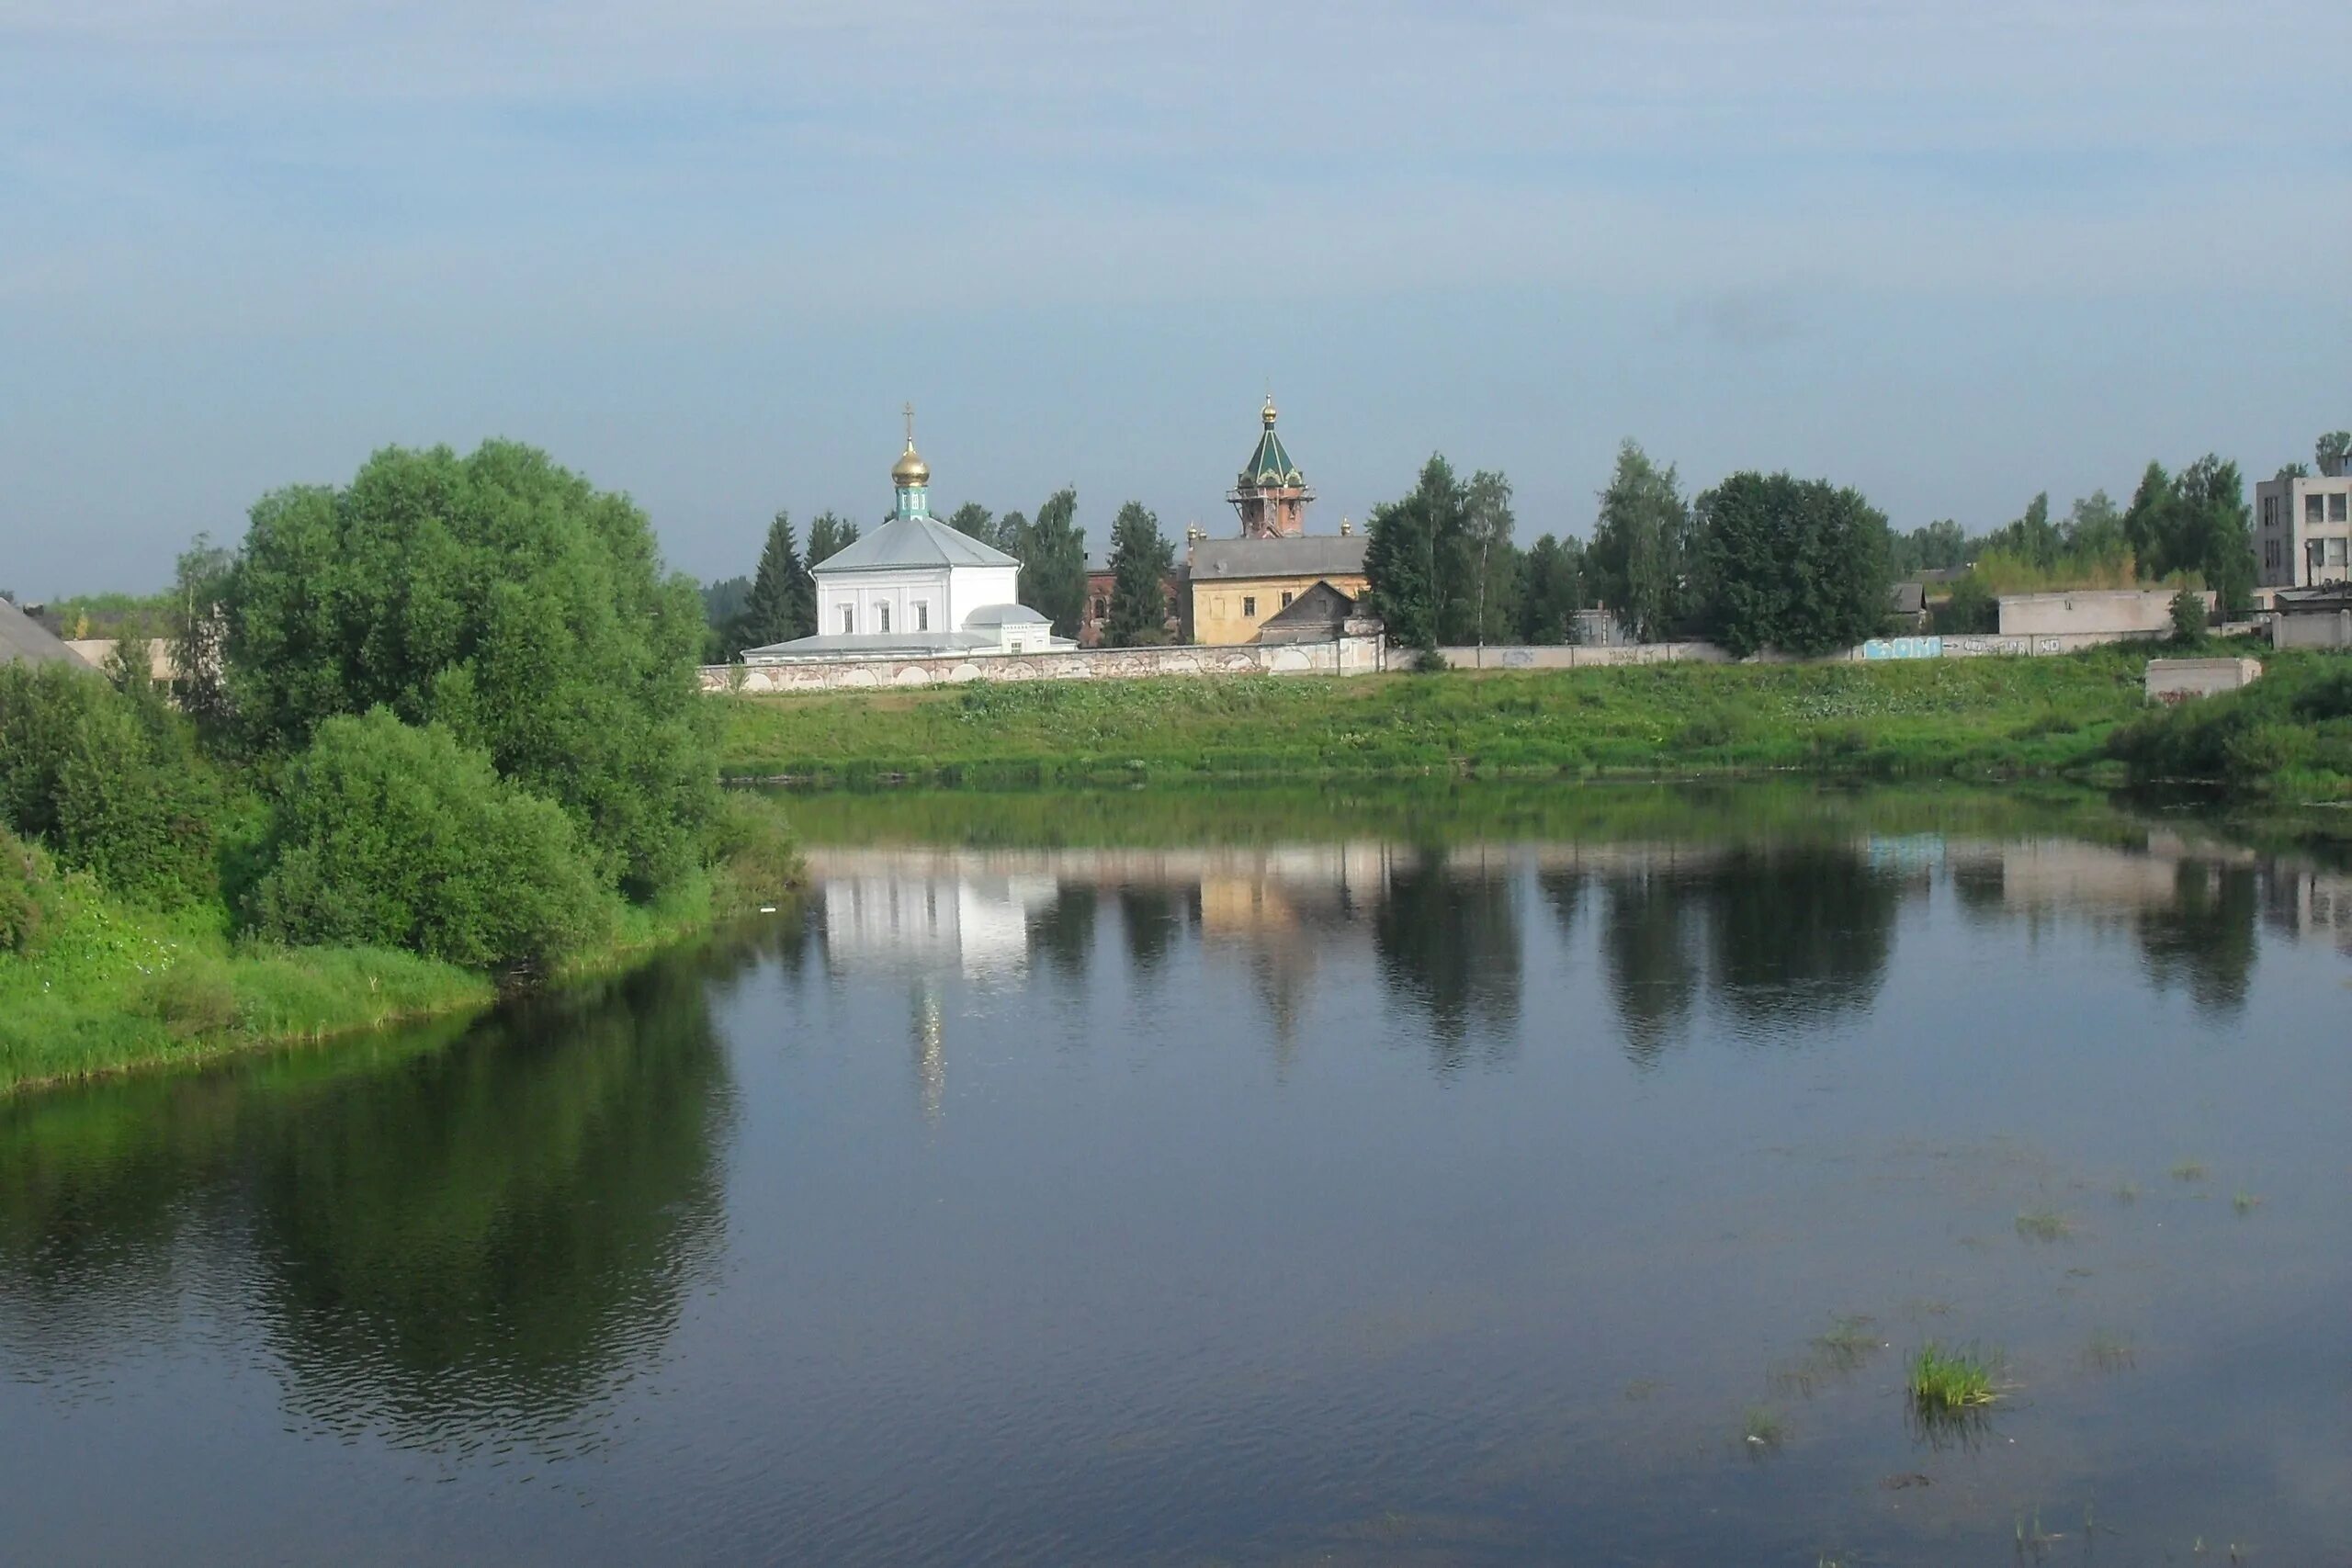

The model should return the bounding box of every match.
[2,784,2346,1564]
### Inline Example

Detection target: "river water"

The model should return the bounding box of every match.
[2,785,2347,1565]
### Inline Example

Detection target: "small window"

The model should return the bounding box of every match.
[1242,595,1258,617]
[2309,495,2326,524]
[2330,538,2350,568]
[878,604,890,634]
[841,606,854,635]
[2266,539,2282,570]
[914,601,929,631]
[1280,590,1295,608]
[2331,493,2348,522]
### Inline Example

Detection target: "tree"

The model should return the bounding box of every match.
[2169,586,2208,645]
[738,512,813,653]
[2276,461,2312,482]
[1459,468,1520,646]
[168,533,235,734]
[699,575,752,664]
[1588,441,1690,642]
[2122,461,2176,575]
[1363,457,1463,652]
[250,709,608,970]
[1103,502,1175,646]
[804,511,859,569]
[2064,491,2127,560]
[223,440,716,902]
[1694,470,1893,657]
[1516,534,1585,643]
[1016,488,1088,638]
[2317,431,2351,479]
[1985,491,2060,570]
[944,502,1004,552]
[1890,518,1970,577]
[2170,455,2255,615]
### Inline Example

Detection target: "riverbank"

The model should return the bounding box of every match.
[721,648,2168,787]
[0,804,801,1096]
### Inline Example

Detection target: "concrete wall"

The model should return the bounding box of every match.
[1997,590,2211,637]
[1434,642,1730,670]
[706,631,1385,693]
[2144,658,2261,704]
[2273,609,2352,649]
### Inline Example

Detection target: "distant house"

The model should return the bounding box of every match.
[741,421,1075,665]
[1184,535,1370,646]
[0,599,97,671]
[2254,469,2352,588]
[1887,581,1929,630]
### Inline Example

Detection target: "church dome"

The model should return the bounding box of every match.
[892,441,929,488]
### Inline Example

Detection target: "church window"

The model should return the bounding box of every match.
[1280,591,1295,608]
[914,601,929,631]
[878,604,890,634]
[1242,595,1258,617]
[841,606,854,635]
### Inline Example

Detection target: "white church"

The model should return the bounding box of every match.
[741,416,1074,665]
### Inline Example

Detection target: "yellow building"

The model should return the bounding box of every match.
[1184,536,1370,645]
[1182,399,1368,645]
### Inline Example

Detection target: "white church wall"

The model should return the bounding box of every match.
[946,563,1022,629]
[817,565,955,638]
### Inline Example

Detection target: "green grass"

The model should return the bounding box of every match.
[1907,1343,1999,1412]
[2233,1190,2264,1215]
[718,648,2167,789]
[1742,1405,1785,1450]
[2016,1204,2075,1242]
[2170,1158,2209,1182]
[2109,649,2352,800]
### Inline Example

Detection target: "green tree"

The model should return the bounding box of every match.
[2122,460,2176,574]
[0,662,220,908]
[2317,431,2350,478]
[804,511,859,568]
[944,502,1004,552]
[2064,491,2127,559]
[1459,468,1520,645]
[2276,461,2312,482]
[250,709,609,970]
[699,575,752,664]
[1017,488,1088,639]
[168,533,235,734]
[1890,518,1971,577]
[1588,441,1690,642]
[2171,456,2255,615]
[1694,470,1894,657]
[1516,534,1585,644]
[1363,457,1464,652]
[222,440,715,901]
[2169,586,2208,645]
[738,512,814,653]
[1103,502,1175,646]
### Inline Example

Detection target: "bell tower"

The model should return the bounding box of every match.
[1227,396,1313,538]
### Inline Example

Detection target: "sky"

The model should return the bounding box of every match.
[3,0,2347,594]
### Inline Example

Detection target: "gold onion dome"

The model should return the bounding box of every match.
[1261,396,1278,427]
[892,440,929,487]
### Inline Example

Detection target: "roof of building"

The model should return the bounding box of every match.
[1888,581,1928,615]
[962,603,1053,626]
[817,513,1019,573]
[2274,584,2352,613]
[0,599,97,670]
[1236,399,1305,490]
[1188,535,1368,581]
[1258,580,1357,629]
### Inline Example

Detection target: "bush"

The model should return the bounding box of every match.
[250,709,613,970]
[142,960,241,1040]
[2169,587,2207,645]
[0,663,219,908]
[0,827,41,953]
[706,793,801,917]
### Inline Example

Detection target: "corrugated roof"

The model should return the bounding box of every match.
[1187,536,1368,581]
[741,630,1001,661]
[0,600,98,671]
[817,514,1020,573]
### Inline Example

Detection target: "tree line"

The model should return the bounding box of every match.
[701,490,1182,657]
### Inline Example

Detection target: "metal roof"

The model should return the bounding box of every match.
[962,603,1052,626]
[815,514,1019,573]
[1187,535,1368,581]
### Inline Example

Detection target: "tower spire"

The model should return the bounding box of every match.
[890,402,931,519]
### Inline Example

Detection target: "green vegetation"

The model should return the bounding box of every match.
[1,440,796,1093]
[2233,1191,2263,1215]
[1741,1406,1785,1450]
[1697,471,1892,657]
[1104,501,1176,646]
[719,649,2158,787]
[1906,1344,1999,1412]
[2015,1205,2074,1242]
[2109,652,2352,801]
[2170,1159,2209,1182]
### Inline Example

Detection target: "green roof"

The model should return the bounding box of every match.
[1238,425,1304,489]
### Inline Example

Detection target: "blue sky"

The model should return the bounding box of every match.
[4,0,2347,593]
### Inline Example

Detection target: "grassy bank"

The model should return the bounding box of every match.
[2109,650,2352,802]
[0,795,800,1096]
[720,649,2166,788]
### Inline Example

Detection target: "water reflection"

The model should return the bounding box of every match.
[802,830,2352,1067]
[0,959,737,1454]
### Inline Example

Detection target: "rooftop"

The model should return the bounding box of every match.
[0,599,97,670]
[1235,397,1305,490]
[818,514,1019,573]
[1187,535,1368,581]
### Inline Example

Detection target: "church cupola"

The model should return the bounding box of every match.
[891,402,932,521]
[1227,395,1313,538]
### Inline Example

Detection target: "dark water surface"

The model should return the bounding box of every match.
[4,786,2349,1565]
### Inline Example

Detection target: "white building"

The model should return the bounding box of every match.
[2254,468,2352,590]
[742,416,1074,664]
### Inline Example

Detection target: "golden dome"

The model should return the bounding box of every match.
[1261,396,1278,428]
[891,440,929,488]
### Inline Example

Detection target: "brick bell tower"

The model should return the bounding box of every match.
[1227,396,1313,538]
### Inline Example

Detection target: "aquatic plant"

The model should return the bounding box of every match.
[2170,1158,2208,1182]
[2083,1331,2136,1372]
[2233,1191,2263,1215]
[2015,1205,2074,1242]
[1907,1344,1998,1412]
[1742,1405,1784,1450]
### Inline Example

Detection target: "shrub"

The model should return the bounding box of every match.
[0,826,41,953]
[0,662,219,908]
[250,709,613,970]
[2168,587,2207,645]
[706,792,801,917]
[142,960,241,1040]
